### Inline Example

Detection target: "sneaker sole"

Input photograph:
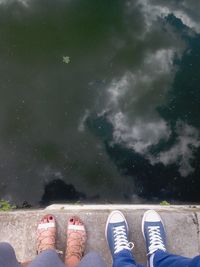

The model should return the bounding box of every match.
[105,210,129,243]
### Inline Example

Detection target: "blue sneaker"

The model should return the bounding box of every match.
[142,210,167,257]
[105,210,134,257]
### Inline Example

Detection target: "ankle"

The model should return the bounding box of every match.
[65,256,80,267]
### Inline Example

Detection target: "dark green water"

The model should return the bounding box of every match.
[0,0,200,206]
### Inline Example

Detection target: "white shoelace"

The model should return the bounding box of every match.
[147,226,166,255]
[113,225,134,254]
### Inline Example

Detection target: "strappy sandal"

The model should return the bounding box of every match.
[36,214,58,254]
[65,216,86,263]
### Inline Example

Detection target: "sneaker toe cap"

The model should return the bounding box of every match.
[109,211,126,223]
[143,210,162,222]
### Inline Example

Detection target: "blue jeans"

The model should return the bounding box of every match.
[0,242,107,267]
[113,249,200,267]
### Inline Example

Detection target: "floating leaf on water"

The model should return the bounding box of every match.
[62,56,70,64]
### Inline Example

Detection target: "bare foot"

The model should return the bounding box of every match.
[36,214,56,254]
[65,216,86,267]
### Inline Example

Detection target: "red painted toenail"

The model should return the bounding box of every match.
[49,216,53,220]
[70,218,74,222]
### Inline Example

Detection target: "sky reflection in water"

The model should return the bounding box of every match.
[0,0,200,205]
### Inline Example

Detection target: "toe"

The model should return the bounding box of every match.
[68,216,83,226]
[69,217,76,225]
[40,214,49,224]
[48,214,55,223]
[75,218,80,225]
[77,218,83,226]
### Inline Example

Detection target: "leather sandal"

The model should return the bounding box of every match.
[36,214,57,254]
[65,216,86,262]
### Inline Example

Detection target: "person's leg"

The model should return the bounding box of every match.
[152,250,200,267]
[76,251,107,267]
[0,242,21,267]
[28,249,66,267]
[142,210,200,267]
[28,250,108,267]
[25,214,65,267]
[112,249,145,267]
[105,210,144,267]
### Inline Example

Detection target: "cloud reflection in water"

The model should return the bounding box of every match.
[0,0,200,204]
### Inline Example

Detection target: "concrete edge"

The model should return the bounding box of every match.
[45,204,200,211]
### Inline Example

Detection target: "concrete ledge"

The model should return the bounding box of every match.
[0,205,200,266]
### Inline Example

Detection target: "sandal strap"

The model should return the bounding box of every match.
[38,222,55,230]
[37,225,56,254]
[65,231,86,260]
[68,225,85,231]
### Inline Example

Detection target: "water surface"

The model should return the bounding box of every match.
[0,0,200,206]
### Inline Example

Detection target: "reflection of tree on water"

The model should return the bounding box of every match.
[40,179,85,206]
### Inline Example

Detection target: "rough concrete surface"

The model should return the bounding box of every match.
[0,205,200,266]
